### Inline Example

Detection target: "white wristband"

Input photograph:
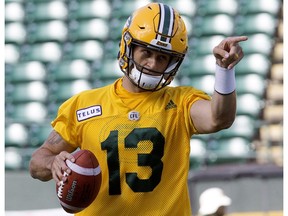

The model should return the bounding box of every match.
[214,64,236,95]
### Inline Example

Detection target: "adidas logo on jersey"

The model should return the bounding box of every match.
[165,100,177,110]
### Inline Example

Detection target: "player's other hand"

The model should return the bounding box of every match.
[51,151,75,186]
[213,36,248,69]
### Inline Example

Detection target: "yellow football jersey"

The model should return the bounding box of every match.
[52,78,210,216]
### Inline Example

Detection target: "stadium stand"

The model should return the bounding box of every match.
[4,0,283,215]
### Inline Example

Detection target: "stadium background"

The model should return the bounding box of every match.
[4,0,284,215]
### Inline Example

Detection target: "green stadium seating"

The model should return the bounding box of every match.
[239,0,281,15]
[5,61,47,83]
[5,146,37,170]
[235,13,278,36]
[5,22,26,44]
[20,42,62,62]
[5,44,20,64]
[181,74,215,95]
[6,102,48,123]
[240,33,274,56]
[68,0,112,20]
[189,35,225,56]
[5,147,23,170]
[5,2,25,22]
[190,138,207,169]
[68,19,109,41]
[48,80,92,102]
[193,14,234,36]
[213,115,257,140]
[164,0,196,17]
[6,81,48,103]
[206,137,255,165]
[26,20,68,43]
[180,55,215,77]
[93,59,122,80]
[48,59,91,81]
[62,40,103,61]
[236,74,266,97]
[236,93,263,117]
[25,1,68,21]
[5,123,29,147]
[197,0,238,16]
[235,54,271,77]
[111,0,149,19]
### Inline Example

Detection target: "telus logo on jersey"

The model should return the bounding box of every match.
[76,105,102,122]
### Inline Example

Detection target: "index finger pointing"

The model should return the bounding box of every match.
[229,36,249,44]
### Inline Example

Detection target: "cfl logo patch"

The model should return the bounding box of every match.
[128,111,140,121]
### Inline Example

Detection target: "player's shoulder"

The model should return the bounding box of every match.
[75,83,112,98]
[164,85,203,95]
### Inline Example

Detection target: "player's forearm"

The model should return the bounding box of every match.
[211,90,236,130]
[29,148,55,181]
[210,64,237,129]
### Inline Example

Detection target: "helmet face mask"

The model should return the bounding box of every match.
[118,2,188,91]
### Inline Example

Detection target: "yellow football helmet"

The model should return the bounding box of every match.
[118,2,188,91]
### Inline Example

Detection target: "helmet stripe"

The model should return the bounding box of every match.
[157,3,174,43]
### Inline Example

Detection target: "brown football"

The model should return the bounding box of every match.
[56,149,102,213]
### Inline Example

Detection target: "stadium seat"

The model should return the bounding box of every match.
[5,43,20,63]
[7,102,48,123]
[193,14,234,36]
[5,123,29,147]
[213,115,257,141]
[240,33,274,56]
[236,93,263,117]
[5,22,26,44]
[20,42,62,62]
[239,0,281,15]
[164,0,196,17]
[25,1,68,21]
[26,20,68,43]
[68,0,112,20]
[62,40,103,61]
[189,35,225,56]
[111,0,151,19]
[181,74,215,95]
[5,61,47,83]
[93,59,123,80]
[48,59,91,81]
[49,80,92,102]
[236,74,266,97]
[5,2,25,22]
[180,55,215,79]
[190,138,207,169]
[108,17,128,41]
[103,40,120,59]
[206,137,255,165]
[68,19,109,41]
[235,13,278,36]
[197,0,238,16]
[235,54,271,77]
[5,146,37,170]
[5,147,23,170]
[6,81,48,103]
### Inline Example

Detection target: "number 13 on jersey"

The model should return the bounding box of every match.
[101,127,165,195]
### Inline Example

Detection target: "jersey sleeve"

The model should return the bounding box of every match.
[51,94,80,149]
[181,87,211,135]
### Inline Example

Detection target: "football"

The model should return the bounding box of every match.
[56,149,102,213]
